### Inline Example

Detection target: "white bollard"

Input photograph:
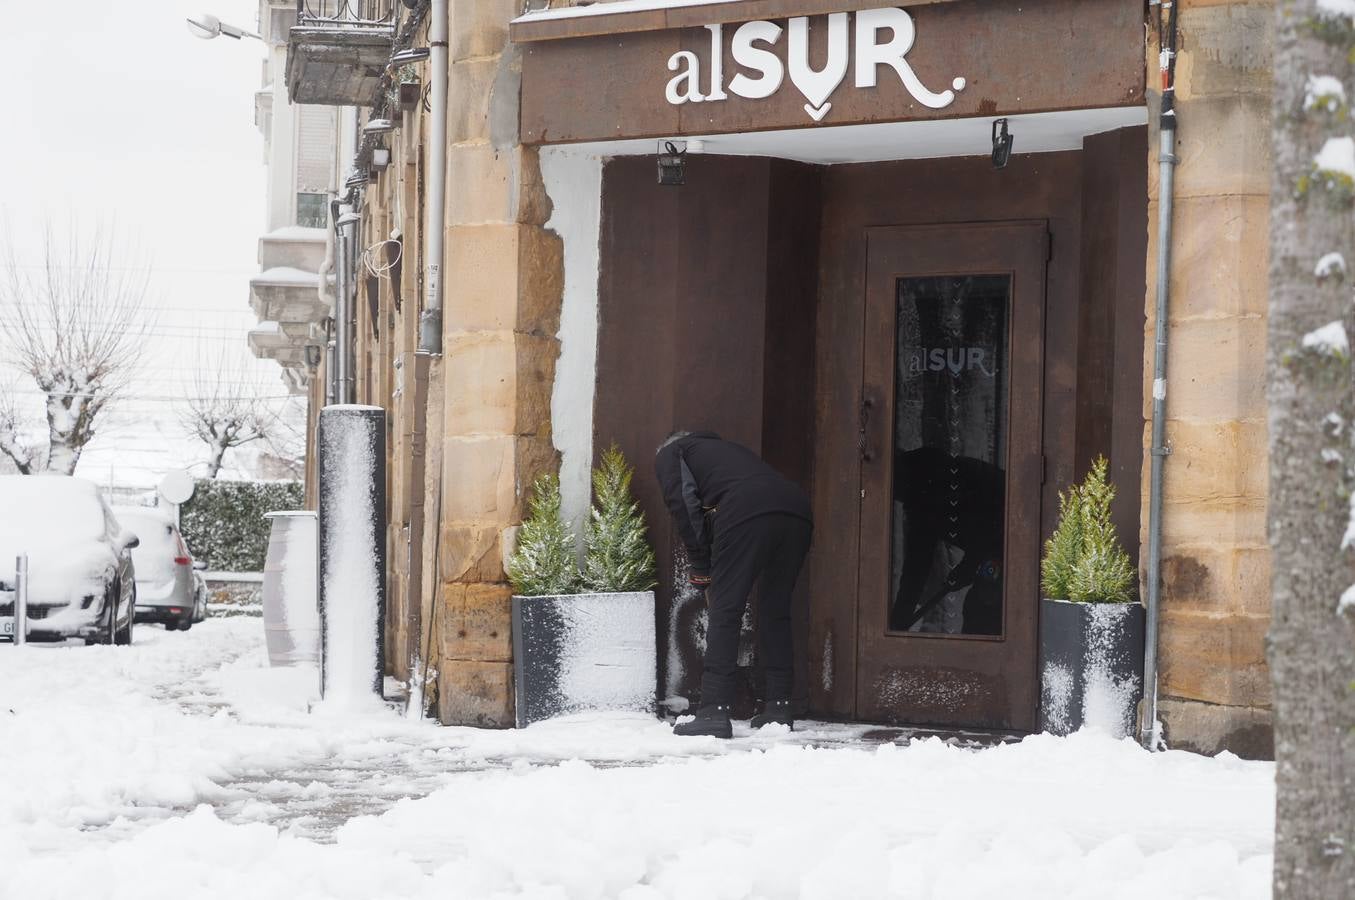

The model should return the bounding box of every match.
[14,553,28,647]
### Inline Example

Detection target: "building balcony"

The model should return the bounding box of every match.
[258,226,327,272]
[249,266,329,324]
[248,321,304,365]
[285,0,396,107]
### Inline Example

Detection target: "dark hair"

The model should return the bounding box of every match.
[656,430,692,455]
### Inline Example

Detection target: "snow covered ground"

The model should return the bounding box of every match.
[1,620,1274,899]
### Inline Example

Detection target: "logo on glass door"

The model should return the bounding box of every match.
[890,275,1009,637]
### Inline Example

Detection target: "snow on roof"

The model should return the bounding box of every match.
[513,0,744,23]
[251,266,321,287]
[262,226,327,242]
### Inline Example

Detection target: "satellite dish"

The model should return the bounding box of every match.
[159,469,196,505]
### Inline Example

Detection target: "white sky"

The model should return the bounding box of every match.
[0,0,289,489]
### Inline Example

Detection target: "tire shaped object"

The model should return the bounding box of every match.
[115,591,134,646]
[102,589,117,645]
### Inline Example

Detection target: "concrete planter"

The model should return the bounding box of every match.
[1039,598,1145,738]
[261,511,319,667]
[511,590,658,728]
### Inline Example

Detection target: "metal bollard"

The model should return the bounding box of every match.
[14,553,28,647]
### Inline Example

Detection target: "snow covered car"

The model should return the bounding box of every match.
[0,475,138,644]
[114,507,202,631]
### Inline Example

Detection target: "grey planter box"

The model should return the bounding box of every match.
[1039,598,1146,738]
[512,590,658,728]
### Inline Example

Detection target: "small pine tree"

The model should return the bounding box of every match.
[582,444,657,593]
[1040,456,1136,603]
[506,472,579,597]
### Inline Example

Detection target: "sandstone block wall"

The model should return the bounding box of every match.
[434,4,562,727]
[1146,0,1274,759]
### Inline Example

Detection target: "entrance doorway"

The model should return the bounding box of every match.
[856,221,1047,730]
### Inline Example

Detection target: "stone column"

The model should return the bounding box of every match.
[434,1,564,726]
[1145,0,1275,757]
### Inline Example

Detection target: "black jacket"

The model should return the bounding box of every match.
[655,432,812,577]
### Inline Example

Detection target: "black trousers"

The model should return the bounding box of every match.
[701,513,813,706]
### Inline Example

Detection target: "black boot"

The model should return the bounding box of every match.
[750,699,794,730]
[673,704,733,738]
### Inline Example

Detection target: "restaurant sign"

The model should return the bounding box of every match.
[664,7,965,123]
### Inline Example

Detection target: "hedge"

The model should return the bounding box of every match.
[179,479,305,573]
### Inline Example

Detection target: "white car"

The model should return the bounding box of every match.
[113,507,203,632]
[0,476,138,644]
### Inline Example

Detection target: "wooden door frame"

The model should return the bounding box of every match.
[854,220,1048,731]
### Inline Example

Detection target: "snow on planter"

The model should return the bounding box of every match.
[317,406,386,708]
[262,511,319,667]
[1039,598,1145,738]
[513,591,657,728]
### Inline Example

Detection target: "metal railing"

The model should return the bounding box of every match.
[296,0,396,27]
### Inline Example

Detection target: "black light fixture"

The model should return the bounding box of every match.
[304,343,322,371]
[656,141,687,186]
[991,118,1014,169]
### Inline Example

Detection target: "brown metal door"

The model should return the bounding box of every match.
[856,221,1046,731]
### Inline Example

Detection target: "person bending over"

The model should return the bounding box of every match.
[655,431,813,738]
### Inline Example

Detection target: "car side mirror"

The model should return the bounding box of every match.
[192,560,208,571]
[125,535,141,549]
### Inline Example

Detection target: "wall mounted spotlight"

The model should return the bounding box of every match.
[304,343,323,371]
[391,47,431,66]
[991,118,1014,169]
[656,141,687,187]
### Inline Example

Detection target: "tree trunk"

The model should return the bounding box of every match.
[205,438,228,479]
[1269,4,1355,897]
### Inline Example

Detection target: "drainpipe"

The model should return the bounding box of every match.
[336,207,360,405]
[319,200,337,404]
[418,0,448,355]
[1141,0,1179,750]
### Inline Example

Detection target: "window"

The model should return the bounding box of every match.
[296,193,328,228]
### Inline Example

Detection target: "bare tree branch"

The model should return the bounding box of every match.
[0,389,34,474]
[0,222,154,474]
[179,341,282,478]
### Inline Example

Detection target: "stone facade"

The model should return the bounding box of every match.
[296,0,1280,752]
[1145,0,1275,758]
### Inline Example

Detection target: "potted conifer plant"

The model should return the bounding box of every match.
[509,446,659,727]
[1039,456,1145,738]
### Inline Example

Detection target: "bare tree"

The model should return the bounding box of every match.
[1268,3,1355,897]
[0,224,152,474]
[180,346,281,479]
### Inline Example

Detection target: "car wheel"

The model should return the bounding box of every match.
[115,604,133,646]
[101,590,117,645]
[180,620,193,632]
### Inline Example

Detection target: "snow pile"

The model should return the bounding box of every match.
[1301,320,1350,357]
[0,619,1277,899]
[1314,251,1346,279]
[1304,75,1347,112]
[1313,136,1355,179]
[113,507,179,583]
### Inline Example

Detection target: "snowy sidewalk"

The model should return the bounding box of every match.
[1,620,1274,899]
